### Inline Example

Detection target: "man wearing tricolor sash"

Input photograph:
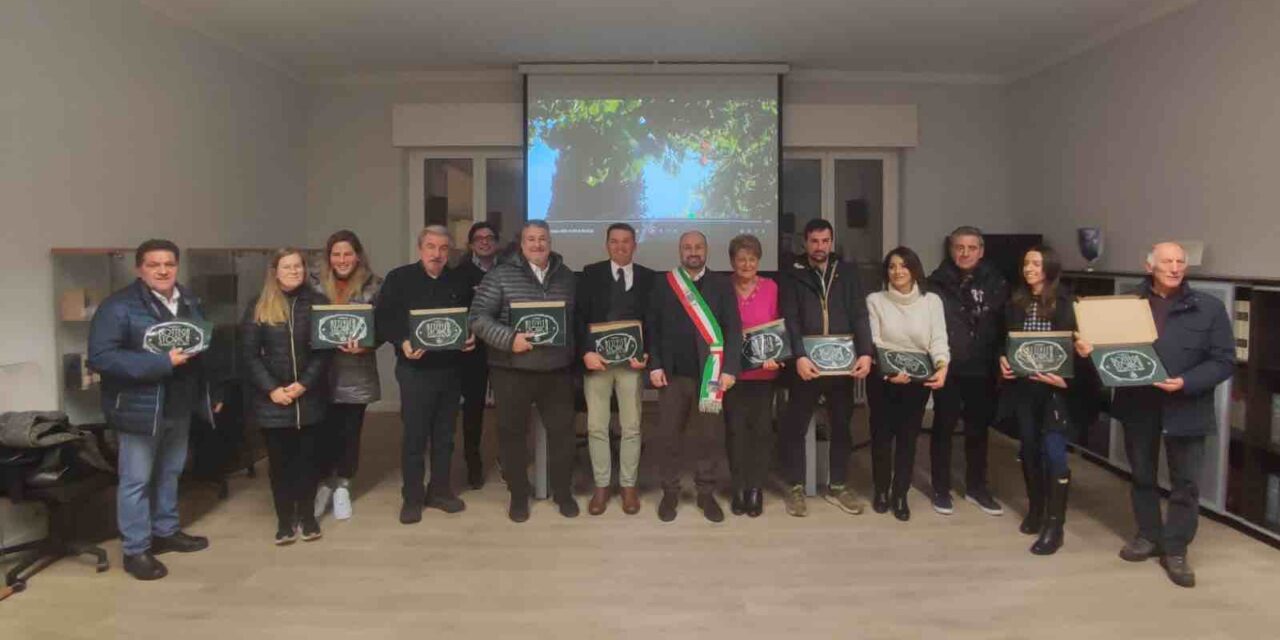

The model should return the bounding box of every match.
[646,231,743,523]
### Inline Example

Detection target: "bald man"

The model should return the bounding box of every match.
[1078,242,1234,588]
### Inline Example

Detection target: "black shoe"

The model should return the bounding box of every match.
[872,490,890,514]
[426,492,467,514]
[658,490,679,522]
[274,524,297,546]
[399,501,423,525]
[509,496,530,523]
[730,490,746,516]
[1119,536,1162,562]
[892,494,910,522]
[965,488,1005,516]
[556,496,580,518]
[931,492,954,516]
[697,493,725,523]
[1031,472,1069,556]
[299,517,322,542]
[1160,555,1196,588]
[467,463,485,490]
[746,488,764,518]
[151,531,209,554]
[123,551,168,580]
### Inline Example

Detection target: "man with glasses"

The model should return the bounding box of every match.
[455,221,499,488]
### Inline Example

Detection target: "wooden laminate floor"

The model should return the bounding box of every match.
[2,409,1279,639]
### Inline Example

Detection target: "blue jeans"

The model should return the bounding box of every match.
[117,419,190,556]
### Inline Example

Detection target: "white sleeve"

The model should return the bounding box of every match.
[927,293,950,365]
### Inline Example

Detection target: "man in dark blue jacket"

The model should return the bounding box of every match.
[88,239,221,581]
[1081,242,1234,588]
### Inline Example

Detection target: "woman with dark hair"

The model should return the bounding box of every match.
[241,249,332,545]
[724,234,783,517]
[997,245,1090,555]
[865,246,949,521]
[312,230,382,522]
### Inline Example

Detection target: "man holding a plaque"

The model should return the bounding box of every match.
[454,221,500,488]
[376,226,474,525]
[1078,242,1234,587]
[926,225,1009,517]
[88,239,221,581]
[778,219,874,517]
[470,220,580,522]
[646,231,742,523]
[575,223,655,515]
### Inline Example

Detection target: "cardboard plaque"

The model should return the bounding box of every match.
[311,304,375,349]
[510,300,567,347]
[142,319,213,356]
[1074,296,1170,387]
[803,335,856,375]
[409,307,469,351]
[742,319,791,371]
[876,347,935,380]
[1007,331,1075,378]
[590,320,643,365]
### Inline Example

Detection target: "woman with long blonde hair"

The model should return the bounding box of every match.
[240,248,332,545]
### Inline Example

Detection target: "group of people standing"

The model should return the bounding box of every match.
[87,221,1233,590]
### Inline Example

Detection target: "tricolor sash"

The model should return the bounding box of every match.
[667,268,725,413]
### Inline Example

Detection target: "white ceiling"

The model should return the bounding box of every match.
[142,0,1199,82]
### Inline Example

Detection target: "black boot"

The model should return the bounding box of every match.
[872,487,890,514]
[1031,472,1069,555]
[891,492,910,522]
[730,490,747,516]
[1019,460,1045,536]
[746,488,764,518]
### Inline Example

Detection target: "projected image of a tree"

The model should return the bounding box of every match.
[529,98,778,221]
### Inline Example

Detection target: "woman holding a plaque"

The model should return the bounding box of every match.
[311,230,382,523]
[866,247,950,521]
[997,245,1087,555]
[241,249,333,545]
[725,234,783,518]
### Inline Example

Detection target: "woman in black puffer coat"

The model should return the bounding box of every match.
[240,248,332,545]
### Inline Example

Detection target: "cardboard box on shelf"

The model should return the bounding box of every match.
[1074,296,1169,387]
[59,288,104,321]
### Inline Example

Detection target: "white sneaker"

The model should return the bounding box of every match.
[314,483,333,519]
[332,487,353,520]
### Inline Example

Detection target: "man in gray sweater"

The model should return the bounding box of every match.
[469,220,580,522]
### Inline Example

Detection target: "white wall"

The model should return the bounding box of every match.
[1008,0,1280,276]
[0,0,306,411]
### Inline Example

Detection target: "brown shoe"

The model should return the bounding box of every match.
[588,487,610,515]
[621,487,641,514]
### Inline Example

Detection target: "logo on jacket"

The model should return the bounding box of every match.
[414,317,464,347]
[745,333,785,364]
[1013,340,1070,374]
[515,313,560,345]
[316,314,368,345]
[1099,350,1159,382]
[142,321,208,355]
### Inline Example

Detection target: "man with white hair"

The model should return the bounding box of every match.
[1078,242,1233,588]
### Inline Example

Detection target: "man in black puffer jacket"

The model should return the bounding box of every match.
[926,226,1009,517]
[469,220,579,523]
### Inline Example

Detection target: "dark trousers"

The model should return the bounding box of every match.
[867,374,931,498]
[654,376,722,494]
[396,363,462,503]
[723,380,775,491]
[460,351,490,471]
[780,376,855,487]
[263,427,320,529]
[491,367,576,501]
[317,402,367,481]
[929,373,996,495]
[1123,416,1206,556]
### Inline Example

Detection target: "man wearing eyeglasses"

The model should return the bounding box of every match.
[455,221,500,489]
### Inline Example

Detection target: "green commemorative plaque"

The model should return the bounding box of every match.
[142,319,213,356]
[803,335,856,375]
[511,300,567,347]
[742,319,791,371]
[590,320,643,365]
[311,304,375,349]
[1007,331,1074,378]
[1091,345,1168,387]
[876,347,935,380]
[409,307,469,351]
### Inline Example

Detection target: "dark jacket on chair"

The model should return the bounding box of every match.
[88,279,220,436]
[239,287,332,429]
[1111,278,1235,438]
[646,269,743,379]
[575,260,656,359]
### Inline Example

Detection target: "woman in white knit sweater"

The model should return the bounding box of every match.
[866,247,950,521]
